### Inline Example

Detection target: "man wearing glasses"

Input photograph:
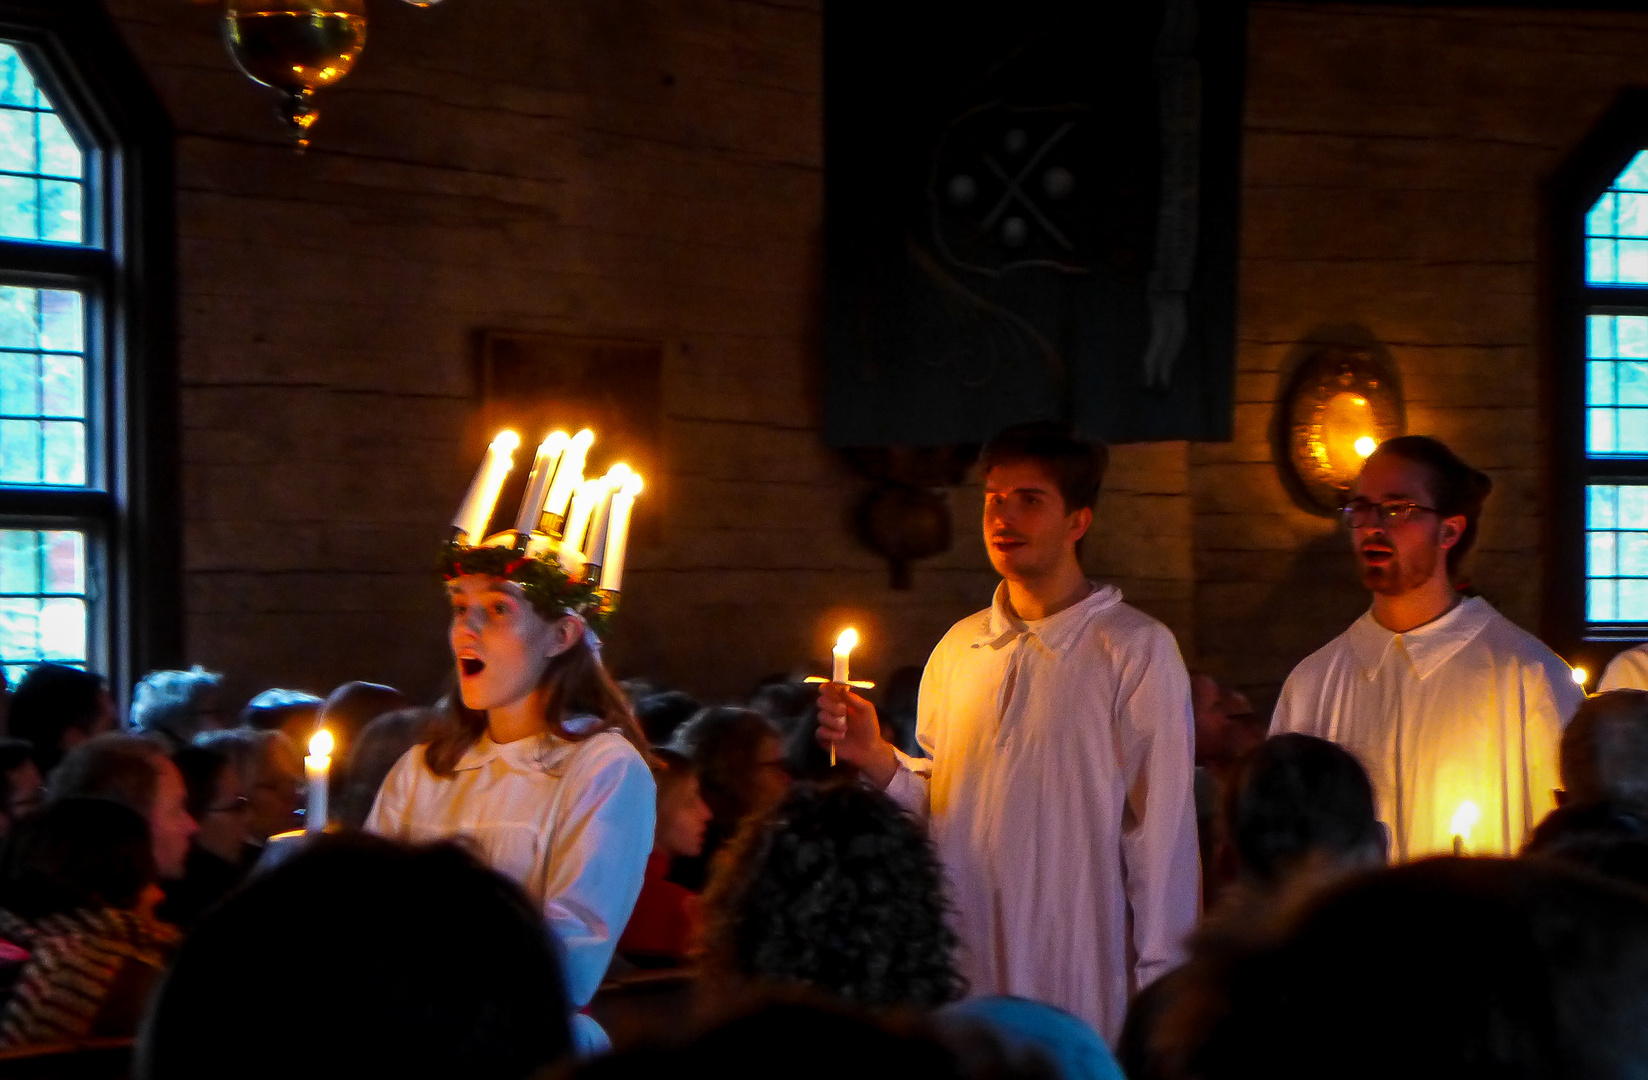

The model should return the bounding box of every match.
[1271,436,1581,859]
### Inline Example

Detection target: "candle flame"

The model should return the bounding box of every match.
[1572,665,1589,686]
[492,431,520,453]
[309,729,334,758]
[1450,800,1479,844]
[835,628,858,652]
[1354,435,1377,458]
[605,462,633,484]
[571,429,595,449]
[622,472,644,497]
[543,430,569,452]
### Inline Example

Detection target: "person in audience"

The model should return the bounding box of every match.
[669,706,791,889]
[138,834,572,1080]
[942,996,1125,1080]
[617,748,711,966]
[50,734,198,882]
[635,690,702,748]
[749,679,829,779]
[196,728,304,843]
[699,781,963,1011]
[1524,802,1648,890]
[818,422,1200,1042]
[366,553,656,1052]
[1557,688,1648,812]
[0,739,42,834]
[158,743,252,927]
[1150,858,1648,1080]
[128,667,226,751]
[317,680,407,773]
[6,664,116,778]
[1271,437,1581,858]
[1189,672,1263,905]
[0,798,178,1046]
[333,706,439,830]
[240,688,324,748]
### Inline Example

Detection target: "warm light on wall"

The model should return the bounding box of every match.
[1278,343,1405,515]
[1354,435,1378,458]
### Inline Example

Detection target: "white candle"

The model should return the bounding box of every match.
[540,429,594,535]
[583,465,631,569]
[452,431,520,545]
[1450,799,1479,857]
[832,628,858,684]
[512,430,568,537]
[560,478,603,560]
[305,729,333,835]
[600,471,644,592]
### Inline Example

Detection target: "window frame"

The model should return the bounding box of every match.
[0,0,177,706]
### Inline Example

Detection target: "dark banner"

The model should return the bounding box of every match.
[823,0,1245,446]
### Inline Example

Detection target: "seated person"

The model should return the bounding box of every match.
[159,743,253,928]
[0,798,179,1046]
[634,691,701,748]
[0,739,42,835]
[668,707,790,890]
[699,781,962,1011]
[239,688,324,750]
[332,707,440,831]
[49,734,200,884]
[128,667,226,751]
[317,681,408,779]
[617,748,711,966]
[195,728,304,844]
[1557,689,1648,811]
[5,665,116,778]
[139,834,572,1080]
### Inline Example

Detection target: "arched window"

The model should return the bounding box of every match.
[0,1,176,700]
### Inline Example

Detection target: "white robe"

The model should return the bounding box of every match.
[1271,597,1581,860]
[1601,644,1648,692]
[365,725,655,1009]
[885,582,1201,1044]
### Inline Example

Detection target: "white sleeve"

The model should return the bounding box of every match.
[540,740,656,1007]
[1116,624,1201,989]
[362,746,421,839]
[1601,646,1648,692]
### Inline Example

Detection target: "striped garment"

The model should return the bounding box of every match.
[0,906,179,1047]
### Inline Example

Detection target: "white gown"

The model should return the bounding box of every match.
[1601,643,1648,692]
[1271,597,1581,860]
[885,582,1201,1045]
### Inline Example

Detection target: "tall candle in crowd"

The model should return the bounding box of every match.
[306,729,334,835]
[540,429,594,535]
[560,478,603,561]
[452,430,520,544]
[829,629,858,767]
[512,430,569,536]
[600,471,644,591]
[583,465,631,570]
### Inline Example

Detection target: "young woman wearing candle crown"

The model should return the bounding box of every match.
[365,543,656,1052]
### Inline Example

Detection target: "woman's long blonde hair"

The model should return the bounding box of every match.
[425,628,654,777]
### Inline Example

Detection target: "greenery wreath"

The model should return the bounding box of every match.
[439,541,616,635]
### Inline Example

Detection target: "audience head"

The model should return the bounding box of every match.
[139,834,572,1080]
[672,706,790,827]
[1190,674,1263,770]
[334,706,439,830]
[1156,858,1648,1080]
[1523,802,1648,890]
[240,688,324,749]
[195,728,303,841]
[50,733,198,880]
[6,663,115,777]
[1351,435,1490,591]
[0,738,42,833]
[1561,689,1648,812]
[129,666,225,748]
[978,421,1106,576]
[0,797,155,920]
[318,681,407,760]
[651,748,711,859]
[172,743,250,864]
[701,781,963,1010]
[1222,734,1384,887]
[635,690,703,748]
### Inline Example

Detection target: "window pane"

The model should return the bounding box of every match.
[0,44,85,245]
[1591,483,1619,529]
[1590,407,1618,454]
[0,528,89,676]
[0,286,89,486]
[1590,578,1618,623]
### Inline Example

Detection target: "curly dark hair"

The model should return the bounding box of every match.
[700,781,964,1010]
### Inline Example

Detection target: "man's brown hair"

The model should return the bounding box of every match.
[978,421,1109,512]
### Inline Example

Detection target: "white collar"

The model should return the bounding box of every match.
[451,714,604,776]
[1344,595,1497,680]
[973,580,1123,652]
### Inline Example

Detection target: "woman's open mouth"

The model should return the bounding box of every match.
[459,657,486,677]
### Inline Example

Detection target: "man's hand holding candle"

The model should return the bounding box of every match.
[815,683,899,790]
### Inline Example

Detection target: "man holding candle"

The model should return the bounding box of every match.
[817,421,1199,1045]
[1270,436,1582,859]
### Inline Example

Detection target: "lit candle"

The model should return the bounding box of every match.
[583,464,632,572]
[600,471,645,592]
[1450,799,1479,857]
[1354,435,1377,458]
[451,430,520,545]
[830,628,858,767]
[305,729,334,835]
[1572,665,1590,688]
[512,431,569,538]
[559,478,604,565]
[540,429,594,536]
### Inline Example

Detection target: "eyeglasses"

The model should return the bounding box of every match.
[206,795,251,816]
[1338,498,1440,530]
